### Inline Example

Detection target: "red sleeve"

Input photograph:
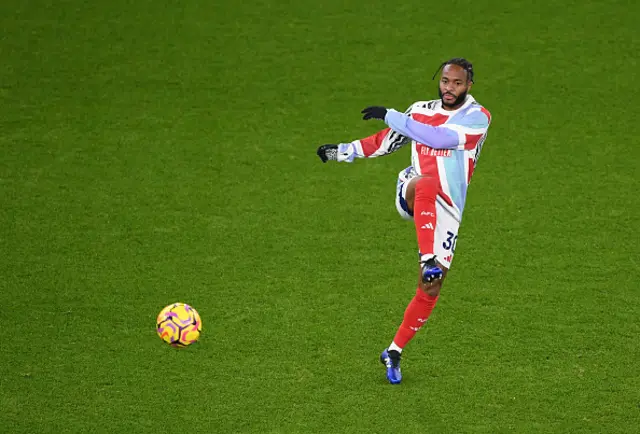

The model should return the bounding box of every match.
[359,128,392,157]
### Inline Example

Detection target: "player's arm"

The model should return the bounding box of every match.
[362,106,490,150]
[384,109,458,149]
[317,123,410,163]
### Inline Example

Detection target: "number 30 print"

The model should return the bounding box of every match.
[442,231,457,253]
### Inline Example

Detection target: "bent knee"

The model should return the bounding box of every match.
[405,175,435,213]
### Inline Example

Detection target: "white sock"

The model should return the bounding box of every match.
[388,341,403,354]
[420,253,437,263]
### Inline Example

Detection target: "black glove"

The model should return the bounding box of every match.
[317,144,338,163]
[361,106,388,121]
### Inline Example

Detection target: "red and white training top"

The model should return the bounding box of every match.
[336,95,491,219]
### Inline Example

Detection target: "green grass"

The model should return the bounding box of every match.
[1,0,639,432]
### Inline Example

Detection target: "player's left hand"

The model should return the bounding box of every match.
[317,144,338,163]
[361,106,388,121]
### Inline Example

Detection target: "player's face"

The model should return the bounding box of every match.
[438,64,472,110]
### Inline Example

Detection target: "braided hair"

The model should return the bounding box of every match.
[432,58,474,83]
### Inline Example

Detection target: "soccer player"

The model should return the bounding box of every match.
[316,58,492,384]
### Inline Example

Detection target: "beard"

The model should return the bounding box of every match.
[438,87,468,108]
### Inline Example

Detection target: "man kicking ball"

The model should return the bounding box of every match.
[317,58,492,384]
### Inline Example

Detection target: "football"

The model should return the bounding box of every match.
[156,303,202,347]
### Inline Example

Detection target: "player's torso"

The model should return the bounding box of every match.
[408,99,457,177]
[404,96,489,215]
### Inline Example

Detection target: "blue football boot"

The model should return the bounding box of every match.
[421,257,443,284]
[380,349,402,384]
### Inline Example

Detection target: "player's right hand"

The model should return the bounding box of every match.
[317,144,338,163]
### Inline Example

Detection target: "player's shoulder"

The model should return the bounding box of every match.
[406,99,440,113]
[467,98,492,123]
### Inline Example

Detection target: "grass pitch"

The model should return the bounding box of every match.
[1,1,639,432]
